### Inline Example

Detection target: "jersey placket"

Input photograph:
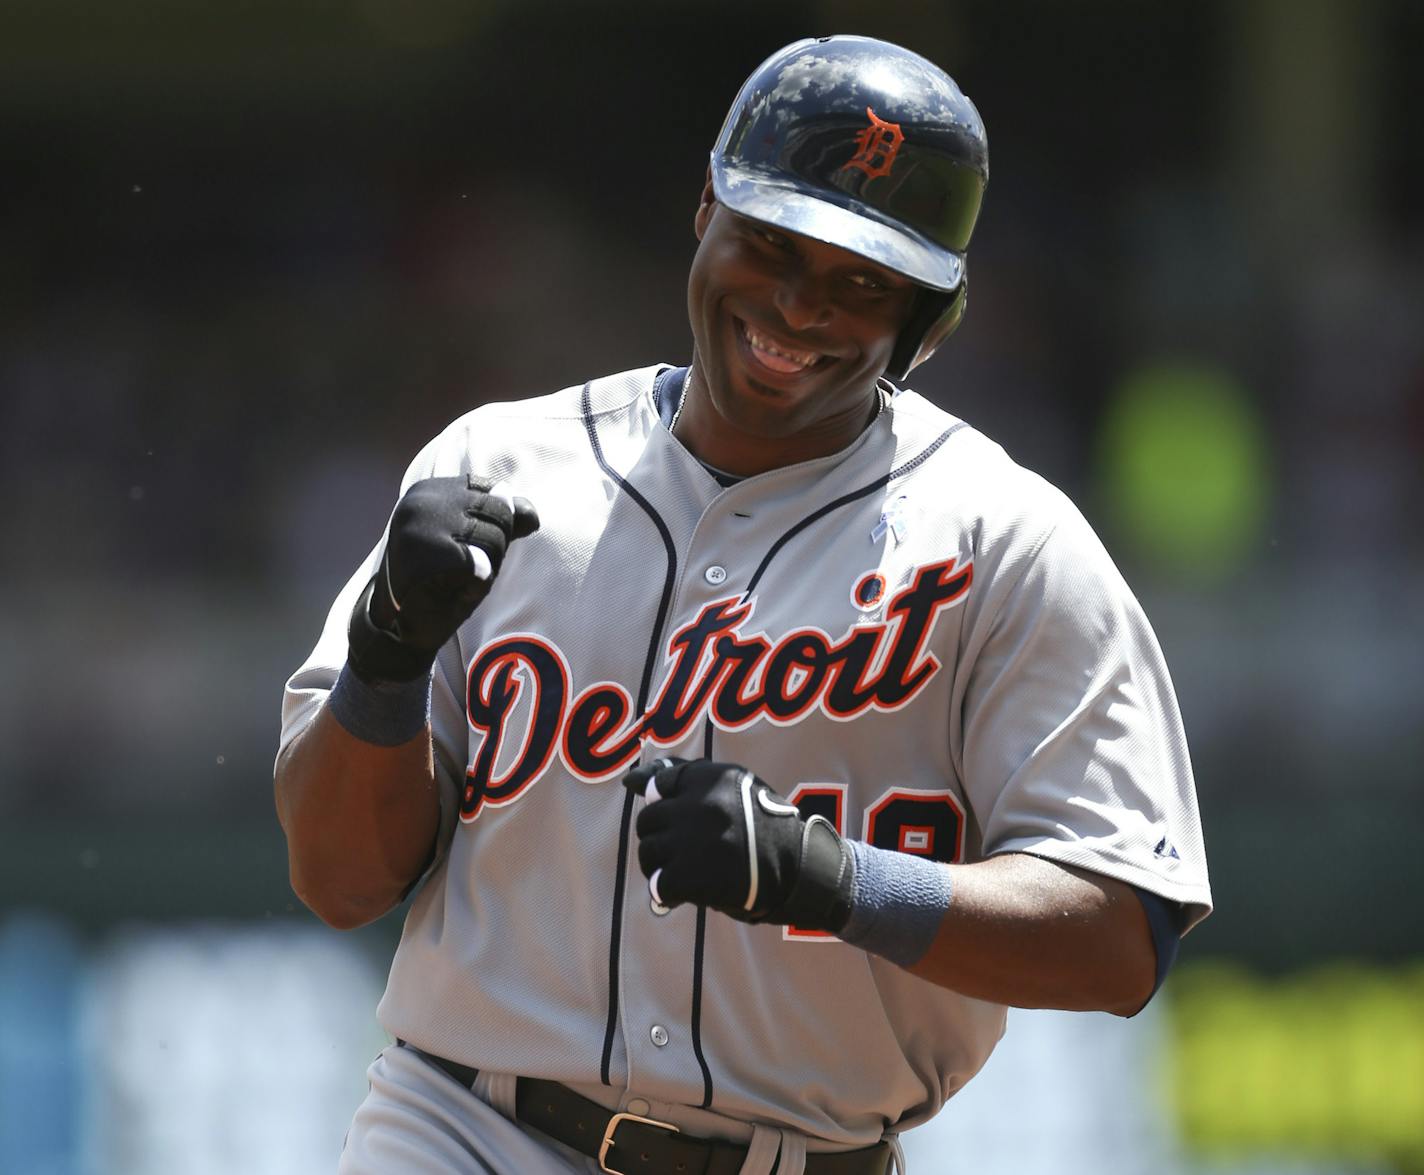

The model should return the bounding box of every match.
[615,496,757,1106]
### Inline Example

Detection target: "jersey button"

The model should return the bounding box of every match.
[650,1025,669,1047]
[651,895,670,917]
[703,565,727,585]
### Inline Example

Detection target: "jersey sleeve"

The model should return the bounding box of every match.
[275,433,467,869]
[957,499,1212,931]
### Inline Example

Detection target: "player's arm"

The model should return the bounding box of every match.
[275,476,539,930]
[275,704,439,931]
[887,501,1200,1012]
[909,853,1155,1014]
[623,760,1162,1017]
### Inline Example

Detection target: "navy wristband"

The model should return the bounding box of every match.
[838,840,953,968]
[326,662,432,747]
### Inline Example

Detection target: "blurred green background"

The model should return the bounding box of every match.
[2,1,1421,1172]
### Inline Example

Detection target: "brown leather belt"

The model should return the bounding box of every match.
[401,1043,894,1175]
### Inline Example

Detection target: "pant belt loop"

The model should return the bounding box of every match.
[762,1125,803,1175]
[484,1071,518,1119]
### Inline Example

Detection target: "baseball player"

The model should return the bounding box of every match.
[276,35,1211,1175]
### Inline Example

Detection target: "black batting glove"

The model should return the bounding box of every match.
[622,758,855,932]
[347,475,539,685]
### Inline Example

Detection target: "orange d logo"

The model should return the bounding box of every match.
[841,107,905,180]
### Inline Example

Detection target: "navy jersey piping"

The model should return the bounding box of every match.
[687,716,718,1106]
[745,423,967,594]
[581,380,682,1087]
[691,907,714,1107]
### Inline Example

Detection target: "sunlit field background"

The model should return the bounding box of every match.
[3,1,1421,1171]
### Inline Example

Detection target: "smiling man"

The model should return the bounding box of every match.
[276,35,1211,1175]
[681,204,919,473]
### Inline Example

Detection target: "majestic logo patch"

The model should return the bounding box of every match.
[842,106,905,180]
[458,557,972,822]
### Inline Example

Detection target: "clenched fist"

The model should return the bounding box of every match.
[347,475,539,685]
[622,757,855,932]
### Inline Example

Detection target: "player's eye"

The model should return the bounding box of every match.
[847,272,887,291]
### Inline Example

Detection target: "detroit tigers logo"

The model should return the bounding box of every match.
[841,106,905,180]
[458,556,972,822]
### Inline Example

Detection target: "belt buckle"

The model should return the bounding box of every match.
[598,1110,680,1174]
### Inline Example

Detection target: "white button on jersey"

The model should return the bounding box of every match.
[627,1098,651,1116]
[650,896,670,916]
[650,1025,669,1047]
[704,565,727,585]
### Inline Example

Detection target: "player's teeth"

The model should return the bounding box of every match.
[745,325,819,370]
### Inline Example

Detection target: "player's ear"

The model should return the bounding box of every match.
[694,167,716,241]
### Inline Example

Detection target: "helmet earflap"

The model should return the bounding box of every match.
[886,279,968,383]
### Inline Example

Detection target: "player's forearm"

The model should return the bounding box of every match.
[905,853,1155,1016]
[275,479,537,929]
[274,703,441,930]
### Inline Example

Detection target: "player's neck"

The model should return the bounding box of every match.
[673,361,885,477]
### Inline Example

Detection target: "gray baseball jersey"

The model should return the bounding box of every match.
[281,364,1211,1148]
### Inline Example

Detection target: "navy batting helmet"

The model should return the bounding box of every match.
[711,36,989,381]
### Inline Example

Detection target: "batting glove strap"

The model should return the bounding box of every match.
[778,815,857,934]
[347,579,444,685]
[838,839,954,968]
